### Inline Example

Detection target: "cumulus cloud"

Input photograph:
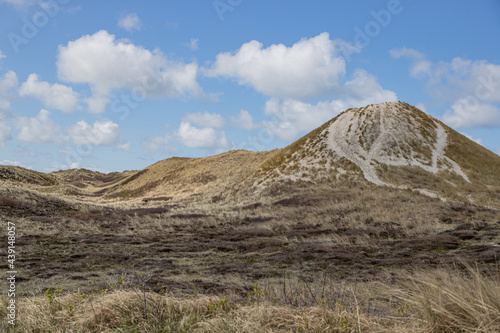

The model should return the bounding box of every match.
[118,13,141,31]
[392,49,500,103]
[390,47,432,78]
[342,69,398,105]
[0,160,31,168]
[389,47,426,60]
[415,103,427,113]
[204,32,346,99]
[175,122,228,150]
[0,70,18,111]
[260,69,397,141]
[48,150,80,171]
[117,142,131,152]
[262,98,348,141]
[426,58,500,105]
[0,0,36,7]
[443,100,500,129]
[393,48,500,129]
[459,132,483,145]
[231,110,258,130]
[0,120,10,146]
[57,30,203,113]
[0,50,5,61]
[187,38,199,51]
[16,109,65,144]
[15,108,129,151]
[182,111,225,129]
[19,73,80,112]
[142,134,171,155]
[67,120,122,145]
[204,33,396,140]
[0,92,12,147]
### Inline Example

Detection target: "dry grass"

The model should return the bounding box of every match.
[3,266,500,332]
[445,126,500,188]
[0,290,371,332]
[4,181,499,331]
[1,102,498,208]
[390,265,500,333]
[1,102,500,332]
[104,150,275,203]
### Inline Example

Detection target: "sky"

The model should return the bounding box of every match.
[0,0,499,172]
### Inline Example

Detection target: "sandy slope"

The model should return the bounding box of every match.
[326,102,469,187]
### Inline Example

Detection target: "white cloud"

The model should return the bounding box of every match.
[259,69,397,141]
[204,32,346,99]
[14,107,128,149]
[204,33,396,131]
[67,120,122,145]
[188,38,199,51]
[459,132,483,145]
[16,109,64,144]
[19,73,80,112]
[231,110,258,130]
[393,48,500,129]
[256,69,397,141]
[165,20,179,29]
[443,100,500,129]
[0,50,5,61]
[392,49,500,104]
[142,135,171,154]
[342,69,397,106]
[0,160,31,168]
[263,98,348,141]
[175,122,228,150]
[48,150,80,171]
[84,95,111,114]
[409,60,433,78]
[57,30,203,113]
[426,58,500,105]
[0,73,13,146]
[45,162,80,172]
[0,70,18,111]
[0,120,10,147]
[389,47,425,60]
[117,142,131,152]
[0,0,36,7]
[118,13,141,32]
[64,5,82,14]
[182,111,225,129]
[390,47,432,78]
[415,103,427,113]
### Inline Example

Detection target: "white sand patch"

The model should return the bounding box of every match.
[253,101,470,198]
[326,102,470,187]
[414,188,446,201]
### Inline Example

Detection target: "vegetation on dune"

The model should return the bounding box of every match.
[445,126,500,187]
[0,166,58,186]
[1,101,498,205]
[2,266,500,332]
[256,117,335,174]
[1,102,499,332]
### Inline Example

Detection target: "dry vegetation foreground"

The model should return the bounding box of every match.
[1,179,500,332]
[3,266,500,332]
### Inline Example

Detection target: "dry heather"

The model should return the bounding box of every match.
[2,181,500,332]
[2,266,500,332]
[1,101,499,331]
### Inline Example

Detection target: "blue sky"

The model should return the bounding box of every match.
[0,0,499,172]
